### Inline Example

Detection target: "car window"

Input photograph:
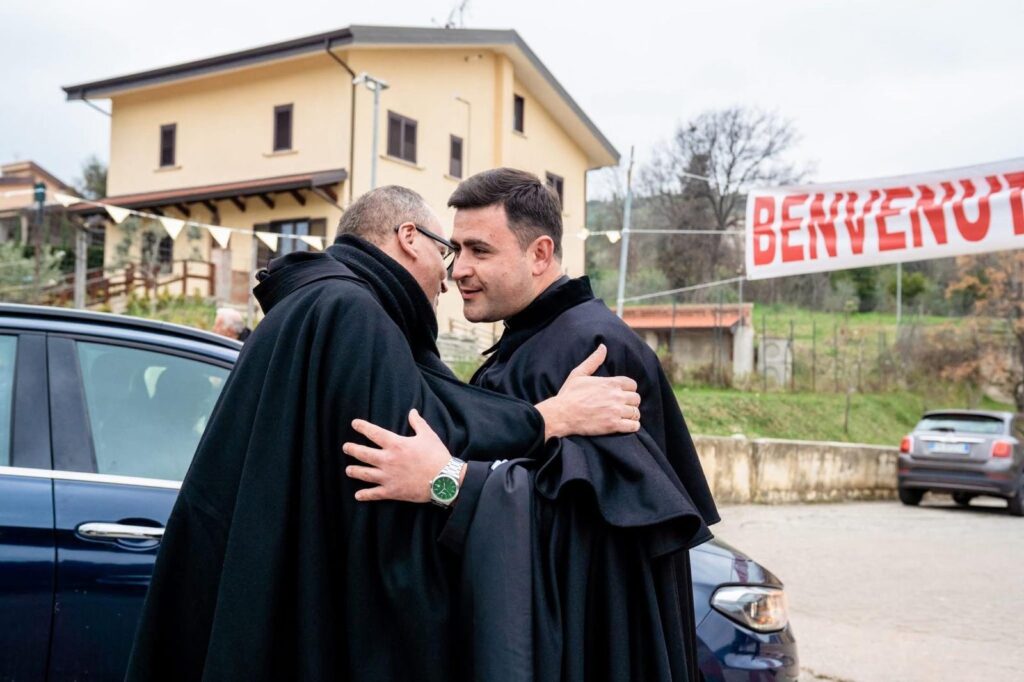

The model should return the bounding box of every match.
[0,336,15,466]
[76,341,228,480]
[915,414,1005,435]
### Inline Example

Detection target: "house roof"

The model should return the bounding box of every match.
[1,160,72,192]
[621,303,754,332]
[61,25,619,169]
[68,168,347,215]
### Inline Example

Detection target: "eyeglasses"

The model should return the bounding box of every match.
[396,223,457,276]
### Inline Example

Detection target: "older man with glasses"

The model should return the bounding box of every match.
[401,222,458,279]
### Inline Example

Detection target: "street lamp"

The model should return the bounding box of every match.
[612,154,714,317]
[454,95,471,176]
[353,72,390,189]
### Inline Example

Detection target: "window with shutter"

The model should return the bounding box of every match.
[449,136,463,178]
[386,111,418,163]
[273,104,293,151]
[160,124,176,167]
[545,172,564,207]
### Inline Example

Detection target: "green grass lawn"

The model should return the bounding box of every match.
[751,303,959,343]
[751,303,1011,350]
[675,386,1014,446]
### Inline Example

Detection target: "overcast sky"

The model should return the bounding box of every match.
[2,0,1022,196]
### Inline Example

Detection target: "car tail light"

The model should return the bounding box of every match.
[900,436,913,454]
[991,440,1013,458]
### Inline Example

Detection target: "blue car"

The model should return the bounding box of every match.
[0,304,797,681]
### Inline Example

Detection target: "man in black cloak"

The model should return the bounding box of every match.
[343,169,720,681]
[125,185,642,682]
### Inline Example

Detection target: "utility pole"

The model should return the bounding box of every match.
[454,95,471,176]
[353,73,390,190]
[73,225,87,309]
[247,231,258,327]
[896,262,902,327]
[33,182,45,288]
[614,146,635,318]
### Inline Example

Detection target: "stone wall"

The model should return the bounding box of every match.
[693,435,898,504]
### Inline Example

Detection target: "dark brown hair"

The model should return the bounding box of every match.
[447,168,563,258]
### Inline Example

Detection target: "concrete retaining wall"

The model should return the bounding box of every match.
[693,435,898,504]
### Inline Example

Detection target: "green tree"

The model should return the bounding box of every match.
[0,241,64,303]
[75,155,107,199]
[887,270,928,305]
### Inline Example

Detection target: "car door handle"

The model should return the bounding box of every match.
[77,522,165,541]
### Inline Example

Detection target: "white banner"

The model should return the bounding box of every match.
[299,235,324,250]
[159,217,186,241]
[105,205,132,224]
[744,158,1024,280]
[208,226,232,248]
[255,231,279,252]
[53,192,81,207]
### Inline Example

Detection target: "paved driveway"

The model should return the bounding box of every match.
[713,494,1024,682]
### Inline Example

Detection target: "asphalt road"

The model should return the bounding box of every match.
[712,494,1024,682]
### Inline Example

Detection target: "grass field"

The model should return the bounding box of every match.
[751,302,962,344]
[676,386,1014,446]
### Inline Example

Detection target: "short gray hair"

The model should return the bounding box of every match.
[215,307,245,335]
[336,185,435,244]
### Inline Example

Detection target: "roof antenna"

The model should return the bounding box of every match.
[443,0,470,28]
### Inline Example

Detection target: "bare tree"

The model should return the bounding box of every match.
[641,107,804,290]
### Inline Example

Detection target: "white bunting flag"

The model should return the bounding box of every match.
[105,205,132,224]
[256,231,279,252]
[299,235,324,250]
[160,217,186,241]
[208,226,232,248]
[53,192,81,208]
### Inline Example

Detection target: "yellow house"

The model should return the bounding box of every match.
[63,25,619,339]
[0,161,74,245]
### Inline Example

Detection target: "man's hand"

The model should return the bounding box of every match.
[535,344,642,440]
[343,409,458,503]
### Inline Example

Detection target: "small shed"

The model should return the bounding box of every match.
[620,303,755,382]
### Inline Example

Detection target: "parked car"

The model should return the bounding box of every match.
[0,303,797,681]
[898,409,1024,516]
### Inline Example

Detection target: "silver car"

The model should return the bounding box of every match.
[897,410,1024,516]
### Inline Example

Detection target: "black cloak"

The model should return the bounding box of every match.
[125,236,545,681]
[447,276,720,682]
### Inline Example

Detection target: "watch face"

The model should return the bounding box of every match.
[432,475,458,502]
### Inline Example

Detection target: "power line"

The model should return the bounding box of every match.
[621,276,745,303]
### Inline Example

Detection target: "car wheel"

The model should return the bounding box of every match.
[952,492,974,507]
[1008,479,1024,517]
[899,487,924,506]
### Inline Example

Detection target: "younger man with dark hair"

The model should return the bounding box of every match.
[345,169,720,681]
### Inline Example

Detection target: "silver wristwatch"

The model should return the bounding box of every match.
[429,456,466,508]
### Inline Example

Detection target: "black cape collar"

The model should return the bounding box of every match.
[252,234,439,358]
[486,276,595,359]
[253,251,355,315]
[329,235,440,356]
